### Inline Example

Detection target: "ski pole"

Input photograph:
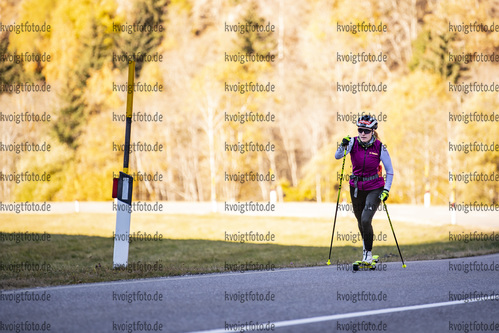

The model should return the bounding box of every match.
[383,201,406,268]
[327,146,347,265]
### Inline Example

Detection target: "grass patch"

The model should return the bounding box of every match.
[1,213,498,289]
[1,233,499,290]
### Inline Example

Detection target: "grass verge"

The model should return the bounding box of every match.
[1,232,498,290]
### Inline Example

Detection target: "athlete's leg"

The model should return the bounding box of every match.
[350,185,369,259]
[360,187,384,252]
[350,185,367,237]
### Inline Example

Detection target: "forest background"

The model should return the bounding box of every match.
[1,0,498,207]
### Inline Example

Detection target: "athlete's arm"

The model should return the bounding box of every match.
[380,145,394,191]
[335,137,354,159]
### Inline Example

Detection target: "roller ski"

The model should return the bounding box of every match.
[352,251,379,271]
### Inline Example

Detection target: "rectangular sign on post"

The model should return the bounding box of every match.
[113,172,134,268]
[113,61,135,268]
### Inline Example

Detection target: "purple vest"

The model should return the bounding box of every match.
[349,137,385,191]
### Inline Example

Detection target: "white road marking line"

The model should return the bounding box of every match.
[190,296,499,333]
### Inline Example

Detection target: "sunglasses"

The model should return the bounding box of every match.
[358,128,372,134]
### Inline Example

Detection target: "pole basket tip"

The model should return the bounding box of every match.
[327,260,331,265]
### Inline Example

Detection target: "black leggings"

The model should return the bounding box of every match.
[350,186,384,252]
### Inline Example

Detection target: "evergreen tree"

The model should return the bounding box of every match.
[113,0,167,77]
[235,2,276,57]
[409,30,466,83]
[53,17,114,149]
[0,32,42,91]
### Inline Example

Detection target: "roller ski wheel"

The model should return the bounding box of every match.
[352,261,360,271]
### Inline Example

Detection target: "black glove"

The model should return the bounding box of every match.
[379,189,389,202]
[341,135,351,147]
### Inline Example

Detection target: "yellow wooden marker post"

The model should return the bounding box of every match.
[123,60,135,174]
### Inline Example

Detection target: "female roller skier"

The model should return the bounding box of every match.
[335,114,394,264]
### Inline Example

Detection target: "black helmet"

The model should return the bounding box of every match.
[356,114,378,130]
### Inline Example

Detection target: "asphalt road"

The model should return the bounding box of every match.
[1,254,498,332]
